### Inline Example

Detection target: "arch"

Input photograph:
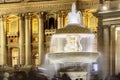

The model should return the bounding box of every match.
[45,12,57,29]
[49,17,55,29]
[6,14,19,35]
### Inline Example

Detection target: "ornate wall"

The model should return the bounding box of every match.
[0,0,99,66]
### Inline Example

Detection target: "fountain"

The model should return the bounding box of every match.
[39,2,100,80]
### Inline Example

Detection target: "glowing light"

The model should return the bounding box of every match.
[102,4,108,10]
[92,63,98,72]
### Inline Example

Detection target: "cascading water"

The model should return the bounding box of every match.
[40,2,100,80]
[50,33,96,53]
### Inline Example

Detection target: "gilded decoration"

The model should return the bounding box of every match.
[32,14,39,34]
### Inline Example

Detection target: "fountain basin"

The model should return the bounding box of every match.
[46,52,99,64]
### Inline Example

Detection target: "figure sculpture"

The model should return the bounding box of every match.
[64,35,79,52]
[3,72,9,80]
[68,2,83,25]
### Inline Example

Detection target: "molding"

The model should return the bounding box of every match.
[97,11,120,20]
[103,20,120,25]
[103,17,120,21]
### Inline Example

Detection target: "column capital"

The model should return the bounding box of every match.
[18,13,25,17]
[0,14,6,17]
[40,12,44,15]
[18,13,25,20]
[24,13,32,16]
[37,11,46,18]
[57,10,68,17]
[0,15,6,21]
[24,13,32,19]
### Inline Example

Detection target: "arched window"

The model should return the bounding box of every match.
[49,17,55,29]
[32,16,39,34]
[6,15,19,35]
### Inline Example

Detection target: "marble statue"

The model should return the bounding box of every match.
[68,2,83,25]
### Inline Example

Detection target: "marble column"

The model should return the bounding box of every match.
[38,12,44,65]
[0,15,6,65]
[25,13,32,65]
[19,14,25,65]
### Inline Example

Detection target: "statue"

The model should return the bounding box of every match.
[64,35,79,52]
[3,72,9,80]
[67,2,83,25]
[64,35,82,52]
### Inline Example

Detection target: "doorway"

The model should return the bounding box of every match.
[11,48,19,67]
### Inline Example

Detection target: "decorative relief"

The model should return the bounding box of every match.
[0,1,99,15]
[77,1,99,9]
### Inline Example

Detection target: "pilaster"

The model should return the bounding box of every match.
[38,12,44,65]
[57,12,61,29]
[0,15,6,65]
[19,13,25,65]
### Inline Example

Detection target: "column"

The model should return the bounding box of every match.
[103,26,110,77]
[110,25,115,75]
[57,12,61,29]
[63,11,68,26]
[19,14,25,65]
[88,11,97,31]
[25,13,32,65]
[97,17,104,78]
[115,25,120,74]
[61,11,64,28]
[83,11,88,27]
[38,12,44,65]
[0,15,6,65]
[88,12,92,29]
[57,11,66,29]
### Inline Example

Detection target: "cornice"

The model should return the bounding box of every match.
[0,0,99,15]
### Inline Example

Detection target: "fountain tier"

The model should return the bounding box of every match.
[47,52,99,64]
[56,24,91,34]
[50,24,97,53]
